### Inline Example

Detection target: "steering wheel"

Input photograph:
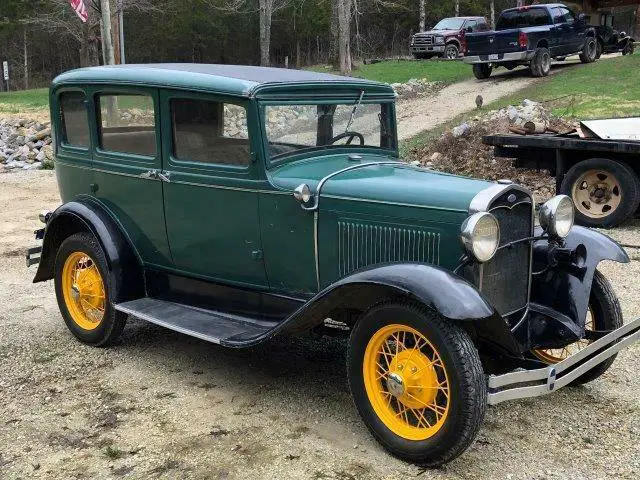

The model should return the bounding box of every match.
[329,131,365,146]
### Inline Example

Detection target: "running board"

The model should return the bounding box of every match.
[487,317,640,405]
[115,297,279,347]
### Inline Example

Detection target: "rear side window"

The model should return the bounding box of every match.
[496,8,552,30]
[98,94,156,156]
[171,98,250,167]
[59,92,89,147]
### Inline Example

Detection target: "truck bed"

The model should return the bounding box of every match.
[484,134,640,155]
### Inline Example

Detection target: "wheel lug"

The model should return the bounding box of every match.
[411,367,417,373]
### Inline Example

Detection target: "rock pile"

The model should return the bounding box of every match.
[408,100,575,203]
[0,119,53,172]
[390,78,444,98]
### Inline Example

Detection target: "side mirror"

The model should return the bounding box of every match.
[577,13,587,23]
[465,26,473,33]
[293,183,312,204]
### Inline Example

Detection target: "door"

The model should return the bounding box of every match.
[159,91,268,289]
[91,87,172,267]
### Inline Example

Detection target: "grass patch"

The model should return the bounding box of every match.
[486,53,640,119]
[104,445,126,460]
[309,59,472,84]
[0,88,49,114]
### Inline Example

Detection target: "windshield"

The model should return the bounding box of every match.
[263,101,395,163]
[432,18,465,30]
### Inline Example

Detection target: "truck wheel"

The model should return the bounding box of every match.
[560,158,640,228]
[348,301,486,466]
[622,41,634,55]
[54,232,127,346]
[579,37,597,63]
[532,270,622,385]
[530,47,551,77]
[444,44,459,60]
[595,40,603,59]
[472,63,492,79]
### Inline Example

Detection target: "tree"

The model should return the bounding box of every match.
[490,0,495,28]
[455,0,459,16]
[419,0,425,31]
[335,0,351,75]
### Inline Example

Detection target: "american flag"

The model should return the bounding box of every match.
[68,0,88,23]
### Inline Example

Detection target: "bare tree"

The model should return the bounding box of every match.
[455,0,459,17]
[335,0,351,75]
[490,0,495,28]
[419,0,426,32]
[100,0,115,65]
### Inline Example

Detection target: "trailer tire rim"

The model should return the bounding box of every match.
[62,252,106,331]
[571,169,622,218]
[363,324,450,440]
[586,39,597,60]
[533,308,595,363]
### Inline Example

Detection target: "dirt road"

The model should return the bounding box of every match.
[396,57,588,140]
[1,170,639,479]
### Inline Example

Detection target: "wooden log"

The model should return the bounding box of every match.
[523,121,547,134]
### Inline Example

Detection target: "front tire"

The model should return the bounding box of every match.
[472,63,492,79]
[444,43,459,60]
[560,158,640,228]
[54,232,127,346]
[533,270,623,384]
[348,301,486,466]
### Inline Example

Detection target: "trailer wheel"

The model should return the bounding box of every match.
[530,48,551,77]
[472,63,492,80]
[560,158,640,228]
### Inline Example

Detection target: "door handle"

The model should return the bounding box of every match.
[139,169,158,180]
[157,171,171,183]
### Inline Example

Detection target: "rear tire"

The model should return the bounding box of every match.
[472,63,492,79]
[595,40,603,59]
[579,37,598,63]
[530,47,551,77]
[348,301,486,466]
[54,232,127,346]
[560,158,640,228]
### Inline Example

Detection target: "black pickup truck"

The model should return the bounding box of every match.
[464,3,598,79]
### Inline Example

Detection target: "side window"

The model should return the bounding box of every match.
[59,92,89,148]
[98,94,156,156]
[562,8,575,24]
[530,8,552,26]
[171,98,250,167]
[552,8,563,23]
[466,20,477,32]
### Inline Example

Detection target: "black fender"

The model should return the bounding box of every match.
[276,263,521,356]
[530,225,628,332]
[33,197,143,303]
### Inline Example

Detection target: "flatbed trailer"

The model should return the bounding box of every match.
[484,133,640,228]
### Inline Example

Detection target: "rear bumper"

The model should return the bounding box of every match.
[464,51,534,64]
[487,317,640,405]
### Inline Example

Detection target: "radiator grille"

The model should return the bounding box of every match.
[480,193,533,316]
[338,222,440,277]
[413,35,434,46]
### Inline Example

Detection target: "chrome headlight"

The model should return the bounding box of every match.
[435,36,445,44]
[539,195,574,238]
[460,212,500,263]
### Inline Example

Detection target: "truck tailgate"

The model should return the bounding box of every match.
[466,29,521,56]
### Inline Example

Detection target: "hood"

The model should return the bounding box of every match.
[268,153,493,213]
[414,29,459,37]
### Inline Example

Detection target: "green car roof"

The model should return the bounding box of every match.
[51,64,394,98]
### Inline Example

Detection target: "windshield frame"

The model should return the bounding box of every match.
[432,18,466,30]
[259,98,398,168]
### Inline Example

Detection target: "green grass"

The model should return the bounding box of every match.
[486,53,640,119]
[0,88,48,114]
[310,59,472,84]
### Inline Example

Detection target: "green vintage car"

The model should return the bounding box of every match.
[28,64,639,466]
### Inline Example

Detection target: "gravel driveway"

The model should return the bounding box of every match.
[0,170,638,479]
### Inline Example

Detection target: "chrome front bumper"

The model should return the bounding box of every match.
[487,317,640,405]
[463,51,534,64]
[410,45,445,54]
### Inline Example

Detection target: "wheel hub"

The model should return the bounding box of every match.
[571,169,622,218]
[387,349,439,408]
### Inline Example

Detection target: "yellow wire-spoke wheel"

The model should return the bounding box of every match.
[533,308,595,363]
[61,251,106,331]
[363,324,450,441]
